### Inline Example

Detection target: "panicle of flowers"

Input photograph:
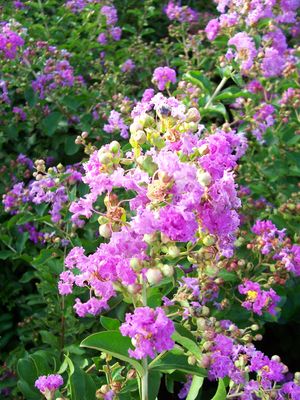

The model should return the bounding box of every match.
[120,307,175,359]
[32,58,84,99]
[164,1,199,24]
[63,84,247,320]
[0,22,24,60]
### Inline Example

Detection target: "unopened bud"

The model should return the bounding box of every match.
[197,170,212,186]
[146,268,163,285]
[203,235,216,246]
[161,264,174,277]
[99,224,111,239]
[167,245,180,258]
[109,141,120,154]
[186,107,201,122]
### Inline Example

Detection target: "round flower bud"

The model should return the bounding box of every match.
[161,264,174,277]
[201,306,210,316]
[99,224,111,239]
[98,152,113,165]
[144,233,157,244]
[127,284,142,294]
[294,372,300,382]
[130,121,143,135]
[81,131,88,139]
[188,355,197,365]
[146,268,163,285]
[130,257,143,271]
[197,170,212,186]
[167,245,180,258]
[109,141,120,154]
[251,324,259,331]
[132,130,146,145]
[203,235,216,246]
[186,107,201,123]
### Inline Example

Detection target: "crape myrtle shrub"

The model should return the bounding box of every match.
[0,0,299,399]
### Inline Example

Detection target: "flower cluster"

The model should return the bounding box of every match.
[238,280,280,316]
[152,67,176,91]
[32,58,84,99]
[97,5,122,44]
[120,307,175,359]
[0,23,24,60]
[103,110,129,139]
[35,374,63,395]
[164,1,199,24]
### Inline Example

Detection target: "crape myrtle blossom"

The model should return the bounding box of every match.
[0,23,24,60]
[164,1,199,23]
[103,110,129,139]
[238,280,280,316]
[35,374,63,396]
[120,307,175,359]
[152,66,176,91]
[64,89,247,318]
[227,32,257,74]
[121,58,135,73]
[32,59,84,99]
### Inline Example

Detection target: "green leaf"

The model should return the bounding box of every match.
[100,316,121,330]
[172,324,202,360]
[200,104,228,120]
[149,351,206,377]
[42,112,63,136]
[186,376,204,400]
[80,331,144,376]
[148,371,162,400]
[183,71,212,94]
[211,379,227,400]
[69,368,96,400]
[0,250,13,260]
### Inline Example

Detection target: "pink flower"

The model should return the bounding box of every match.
[152,66,176,91]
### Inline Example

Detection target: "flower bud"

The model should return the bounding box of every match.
[203,235,216,246]
[127,284,142,294]
[109,141,120,154]
[130,257,143,271]
[130,121,143,135]
[201,306,210,316]
[186,107,201,123]
[99,224,111,239]
[167,245,180,258]
[132,130,146,145]
[81,131,88,139]
[188,355,197,365]
[98,152,113,165]
[146,268,163,285]
[197,170,212,186]
[161,264,174,277]
[144,233,157,244]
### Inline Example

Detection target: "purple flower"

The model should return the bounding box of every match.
[121,59,135,73]
[238,280,280,316]
[97,33,107,45]
[103,110,129,139]
[205,18,220,41]
[101,5,118,26]
[252,220,285,254]
[164,1,199,23]
[228,32,257,74]
[35,374,63,394]
[275,245,300,276]
[120,307,175,359]
[152,66,176,91]
[261,47,285,78]
[109,26,122,41]
[13,106,27,121]
[0,24,24,60]
[178,376,192,399]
